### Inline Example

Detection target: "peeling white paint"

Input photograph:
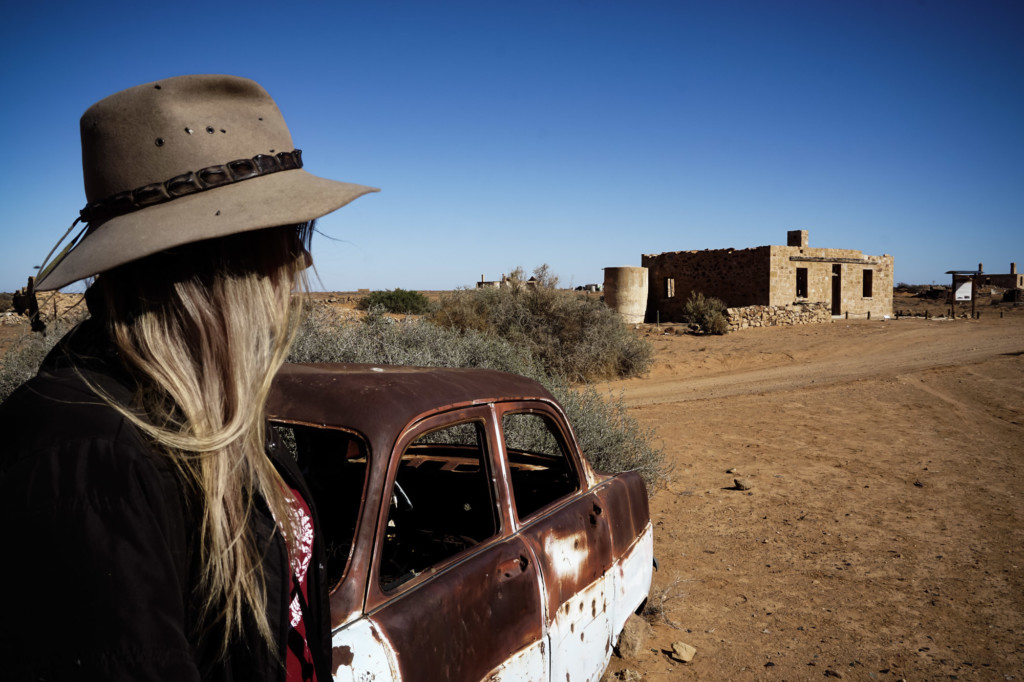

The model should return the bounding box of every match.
[610,522,654,640]
[481,638,547,682]
[548,574,612,682]
[542,530,588,584]
[548,523,654,682]
[330,618,401,682]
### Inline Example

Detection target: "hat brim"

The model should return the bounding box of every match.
[36,169,378,291]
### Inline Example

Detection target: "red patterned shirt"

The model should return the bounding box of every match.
[280,487,317,682]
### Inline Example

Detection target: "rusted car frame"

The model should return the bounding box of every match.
[268,363,654,682]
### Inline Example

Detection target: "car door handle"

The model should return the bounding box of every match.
[497,555,529,580]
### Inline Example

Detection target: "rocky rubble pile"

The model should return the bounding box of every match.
[3,291,86,326]
[725,302,830,331]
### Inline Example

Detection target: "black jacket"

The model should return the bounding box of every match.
[0,321,332,681]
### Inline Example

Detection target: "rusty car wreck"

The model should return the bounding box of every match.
[268,363,654,682]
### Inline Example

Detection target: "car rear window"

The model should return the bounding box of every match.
[502,412,579,519]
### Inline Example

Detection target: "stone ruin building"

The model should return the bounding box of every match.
[641,230,894,323]
[979,263,1022,291]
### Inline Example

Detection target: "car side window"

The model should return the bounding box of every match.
[502,412,580,519]
[271,422,369,590]
[380,420,498,591]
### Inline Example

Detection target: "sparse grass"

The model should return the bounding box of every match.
[356,288,433,315]
[682,291,728,335]
[641,573,693,629]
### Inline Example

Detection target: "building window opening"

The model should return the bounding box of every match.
[795,268,808,298]
[665,277,675,298]
[862,269,873,298]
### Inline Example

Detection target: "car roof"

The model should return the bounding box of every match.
[268,363,557,451]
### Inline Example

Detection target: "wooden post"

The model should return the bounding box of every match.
[971,274,977,319]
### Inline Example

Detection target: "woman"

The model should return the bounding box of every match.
[0,75,377,681]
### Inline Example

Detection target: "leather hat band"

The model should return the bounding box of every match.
[79,149,303,227]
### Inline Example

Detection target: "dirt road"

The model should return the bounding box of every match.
[602,313,1024,681]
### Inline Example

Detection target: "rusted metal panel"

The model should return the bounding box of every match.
[593,471,650,559]
[269,364,556,456]
[526,489,615,609]
[370,535,545,682]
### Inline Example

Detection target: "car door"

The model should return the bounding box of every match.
[363,407,548,682]
[496,403,616,682]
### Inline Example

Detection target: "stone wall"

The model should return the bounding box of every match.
[768,245,894,318]
[642,245,771,321]
[725,302,831,331]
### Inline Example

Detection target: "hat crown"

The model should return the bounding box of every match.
[80,75,295,203]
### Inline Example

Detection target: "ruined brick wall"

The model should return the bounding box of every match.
[725,302,831,331]
[641,246,771,322]
[986,274,1024,290]
[768,246,893,318]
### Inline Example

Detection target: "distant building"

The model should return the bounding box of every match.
[945,262,1021,303]
[980,262,1022,290]
[476,274,538,289]
[642,230,894,321]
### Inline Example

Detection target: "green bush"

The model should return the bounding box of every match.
[289,305,667,492]
[356,288,433,315]
[0,292,13,312]
[682,291,728,335]
[429,266,652,382]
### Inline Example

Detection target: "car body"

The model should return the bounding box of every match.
[268,363,654,682]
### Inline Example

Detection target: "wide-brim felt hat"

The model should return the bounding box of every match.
[35,74,378,291]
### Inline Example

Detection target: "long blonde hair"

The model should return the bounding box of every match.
[86,223,312,649]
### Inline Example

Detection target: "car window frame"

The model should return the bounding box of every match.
[493,401,586,526]
[365,404,509,611]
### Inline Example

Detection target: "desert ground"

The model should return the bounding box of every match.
[2,291,1022,680]
[601,298,1023,681]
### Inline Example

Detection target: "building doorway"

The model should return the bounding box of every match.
[831,264,842,315]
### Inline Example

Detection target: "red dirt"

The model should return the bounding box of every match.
[601,303,1024,680]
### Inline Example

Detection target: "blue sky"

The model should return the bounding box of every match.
[2,0,1021,292]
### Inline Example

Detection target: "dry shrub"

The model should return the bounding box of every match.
[642,573,692,628]
[429,266,653,382]
[683,291,728,335]
[290,305,667,492]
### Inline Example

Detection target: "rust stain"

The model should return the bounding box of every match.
[332,644,354,673]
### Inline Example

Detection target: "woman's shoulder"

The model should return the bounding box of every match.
[0,350,161,489]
